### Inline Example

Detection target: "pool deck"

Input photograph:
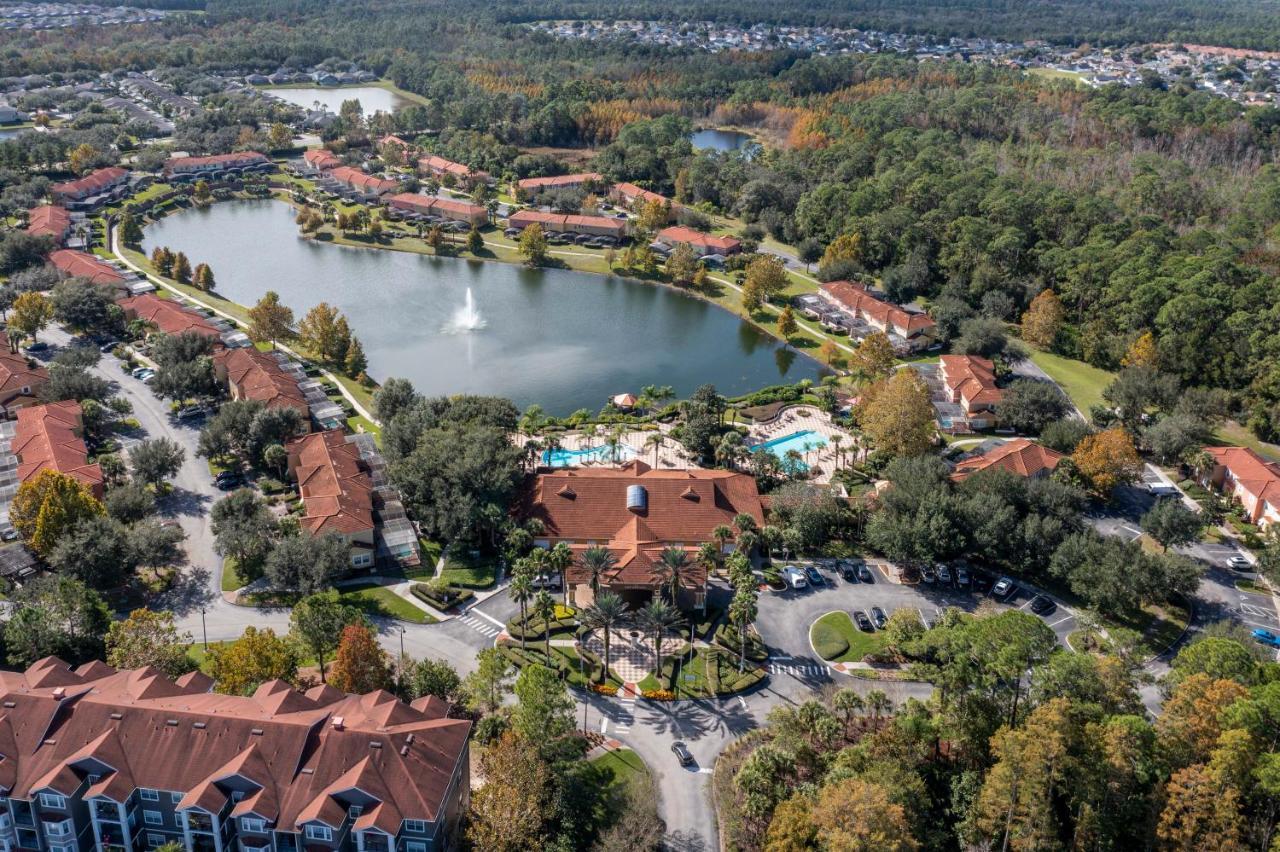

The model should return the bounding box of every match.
[745,406,859,484]
[519,423,693,471]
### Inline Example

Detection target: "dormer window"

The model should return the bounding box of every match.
[305,824,332,841]
[349,805,363,818]
[38,793,65,809]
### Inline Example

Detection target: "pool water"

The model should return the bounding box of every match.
[542,445,635,467]
[749,429,827,460]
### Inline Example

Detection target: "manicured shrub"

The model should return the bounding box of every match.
[811,621,850,660]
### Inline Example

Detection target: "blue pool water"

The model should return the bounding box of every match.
[542,445,635,467]
[749,429,827,463]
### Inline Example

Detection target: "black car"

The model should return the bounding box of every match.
[214,472,243,490]
[1029,595,1056,615]
[853,610,874,631]
[803,565,824,585]
[955,566,971,589]
[857,564,874,583]
[870,606,888,630]
[839,561,859,582]
[671,741,694,766]
[971,570,993,594]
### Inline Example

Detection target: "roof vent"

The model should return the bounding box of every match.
[51,687,65,699]
[626,484,647,513]
[193,722,206,729]
[250,728,264,736]
[3,701,15,708]
[165,719,178,727]
[301,768,314,775]
[109,712,122,720]
[556,485,576,499]
[369,741,382,749]
[331,716,344,731]
[680,486,699,501]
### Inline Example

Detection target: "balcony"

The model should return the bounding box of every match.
[187,813,214,833]
[42,820,72,840]
[92,801,121,821]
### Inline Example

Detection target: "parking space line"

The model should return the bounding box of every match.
[1047,615,1073,627]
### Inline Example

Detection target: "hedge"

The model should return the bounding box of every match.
[811,620,850,660]
[505,614,577,641]
[714,623,768,662]
[496,643,572,679]
[410,584,474,610]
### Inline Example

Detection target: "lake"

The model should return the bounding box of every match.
[691,128,755,153]
[141,201,823,414]
[261,85,411,115]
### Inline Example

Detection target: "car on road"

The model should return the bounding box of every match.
[214,472,243,490]
[920,565,936,584]
[993,576,1016,598]
[853,610,874,632]
[100,342,118,354]
[782,566,809,590]
[839,561,859,582]
[176,405,205,420]
[671,741,694,766]
[857,563,874,583]
[131,366,149,379]
[1228,555,1253,572]
[870,606,888,629]
[955,566,971,589]
[0,529,17,542]
[803,564,824,586]
[936,564,952,585]
[1029,595,1056,615]
[531,573,561,590]
[1253,628,1280,649]
[22,342,48,353]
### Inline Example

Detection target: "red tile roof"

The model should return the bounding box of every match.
[612,182,672,208]
[951,438,1064,481]
[387,193,487,223]
[117,293,222,341]
[0,350,47,410]
[49,167,128,200]
[48,249,126,285]
[517,172,603,190]
[507,209,626,236]
[164,151,269,174]
[521,461,765,589]
[26,205,71,244]
[0,659,470,828]
[328,166,399,195]
[940,354,1003,407]
[302,148,341,170]
[820,280,936,335]
[286,430,374,536]
[11,402,103,498]
[656,226,741,253]
[1208,446,1280,508]
[213,348,308,417]
[417,155,488,181]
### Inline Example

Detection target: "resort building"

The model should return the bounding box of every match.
[520,460,766,608]
[938,355,1003,430]
[0,351,48,419]
[515,172,604,194]
[117,293,224,343]
[818,280,936,350]
[285,429,377,570]
[213,347,310,423]
[11,401,104,498]
[610,183,678,221]
[1201,446,1280,529]
[26,205,72,246]
[49,167,130,211]
[418,155,489,184]
[162,152,272,182]
[0,657,471,852]
[654,226,741,256]
[950,438,1064,482]
[301,148,341,173]
[387,193,488,227]
[48,249,130,292]
[506,210,627,239]
[324,166,401,200]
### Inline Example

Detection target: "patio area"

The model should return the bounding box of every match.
[744,405,860,483]
[519,423,692,470]
[582,627,688,682]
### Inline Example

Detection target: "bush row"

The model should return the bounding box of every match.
[714,623,769,662]
[505,614,577,641]
[410,584,474,611]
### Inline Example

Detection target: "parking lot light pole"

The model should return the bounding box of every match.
[200,606,208,652]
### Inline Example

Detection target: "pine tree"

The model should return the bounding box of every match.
[777,306,798,338]
[119,210,143,247]
[193,263,215,291]
[344,337,368,378]
[151,246,174,277]
[172,252,192,284]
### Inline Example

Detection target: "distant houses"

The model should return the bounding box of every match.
[323,166,400,201]
[117,293,225,343]
[1201,446,1280,530]
[301,147,341,173]
[516,172,604,194]
[418,154,490,184]
[49,166,129,211]
[26,205,71,246]
[655,226,740,256]
[162,152,272,182]
[387,193,487,227]
[506,209,626,240]
[611,182,679,222]
[818,280,936,351]
[939,355,1003,430]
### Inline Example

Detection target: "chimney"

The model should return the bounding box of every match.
[331,716,344,731]
[51,687,65,699]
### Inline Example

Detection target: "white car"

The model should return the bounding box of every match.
[782,566,808,590]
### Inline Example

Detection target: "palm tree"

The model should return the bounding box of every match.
[533,590,556,659]
[829,433,844,470]
[645,432,665,468]
[832,688,865,738]
[654,547,691,606]
[733,513,758,537]
[866,689,893,723]
[697,541,720,580]
[578,546,618,598]
[712,524,734,555]
[547,542,574,605]
[582,592,627,683]
[728,583,758,672]
[509,567,534,651]
[605,429,623,464]
[637,598,681,680]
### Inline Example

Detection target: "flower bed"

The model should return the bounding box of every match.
[410,583,474,610]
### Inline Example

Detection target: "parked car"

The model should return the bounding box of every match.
[782,566,808,590]
[23,341,48,353]
[131,366,152,379]
[936,564,952,585]
[531,573,561,589]
[1029,595,1056,615]
[857,563,874,583]
[920,565,937,584]
[1253,628,1280,649]
[0,528,17,542]
[971,570,993,594]
[671,741,694,766]
[176,405,205,420]
[853,610,874,632]
[214,472,243,490]
[839,561,859,582]
[1228,555,1252,571]
[993,576,1016,598]
[955,566,971,589]
[803,564,824,586]
[870,606,888,630]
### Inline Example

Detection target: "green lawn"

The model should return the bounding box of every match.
[1214,420,1280,463]
[1027,349,1115,415]
[1027,67,1088,86]
[590,748,649,788]
[339,582,437,624]
[440,553,499,589]
[221,557,246,593]
[810,611,888,663]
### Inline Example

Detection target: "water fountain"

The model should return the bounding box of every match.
[444,286,486,333]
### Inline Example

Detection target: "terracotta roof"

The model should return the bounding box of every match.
[50,167,128,200]
[213,348,308,417]
[302,149,341,170]
[940,354,1003,406]
[49,249,127,285]
[0,350,47,408]
[328,166,399,195]
[380,134,410,148]
[387,193,486,221]
[521,460,764,589]
[507,209,626,235]
[612,182,672,208]
[417,155,488,180]
[656,226,741,253]
[286,430,375,536]
[10,401,103,496]
[26,205,71,244]
[164,152,269,173]
[117,293,222,340]
[820,280,936,335]
[0,658,470,829]
[1208,446,1280,507]
[951,438,1064,481]
[517,172,603,190]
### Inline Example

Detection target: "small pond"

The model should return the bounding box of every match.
[261,85,411,115]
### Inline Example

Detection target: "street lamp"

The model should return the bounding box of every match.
[200,606,208,652]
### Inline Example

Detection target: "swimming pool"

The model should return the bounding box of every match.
[542,445,635,467]
[749,429,827,461]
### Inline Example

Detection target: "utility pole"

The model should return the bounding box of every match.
[200,606,208,652]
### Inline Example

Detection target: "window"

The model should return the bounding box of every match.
[43,819,72,838]
[348,805,363,818]
[351,553,372,567]
[140,789,160,802]
[304,825,332,842]
[143,811,162,827]
[170,793,182,804]
[405,843,427,852]
[403,820,427,834]
[147,834,166,847]
[241,817,266,834]
[38,793,65,809]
